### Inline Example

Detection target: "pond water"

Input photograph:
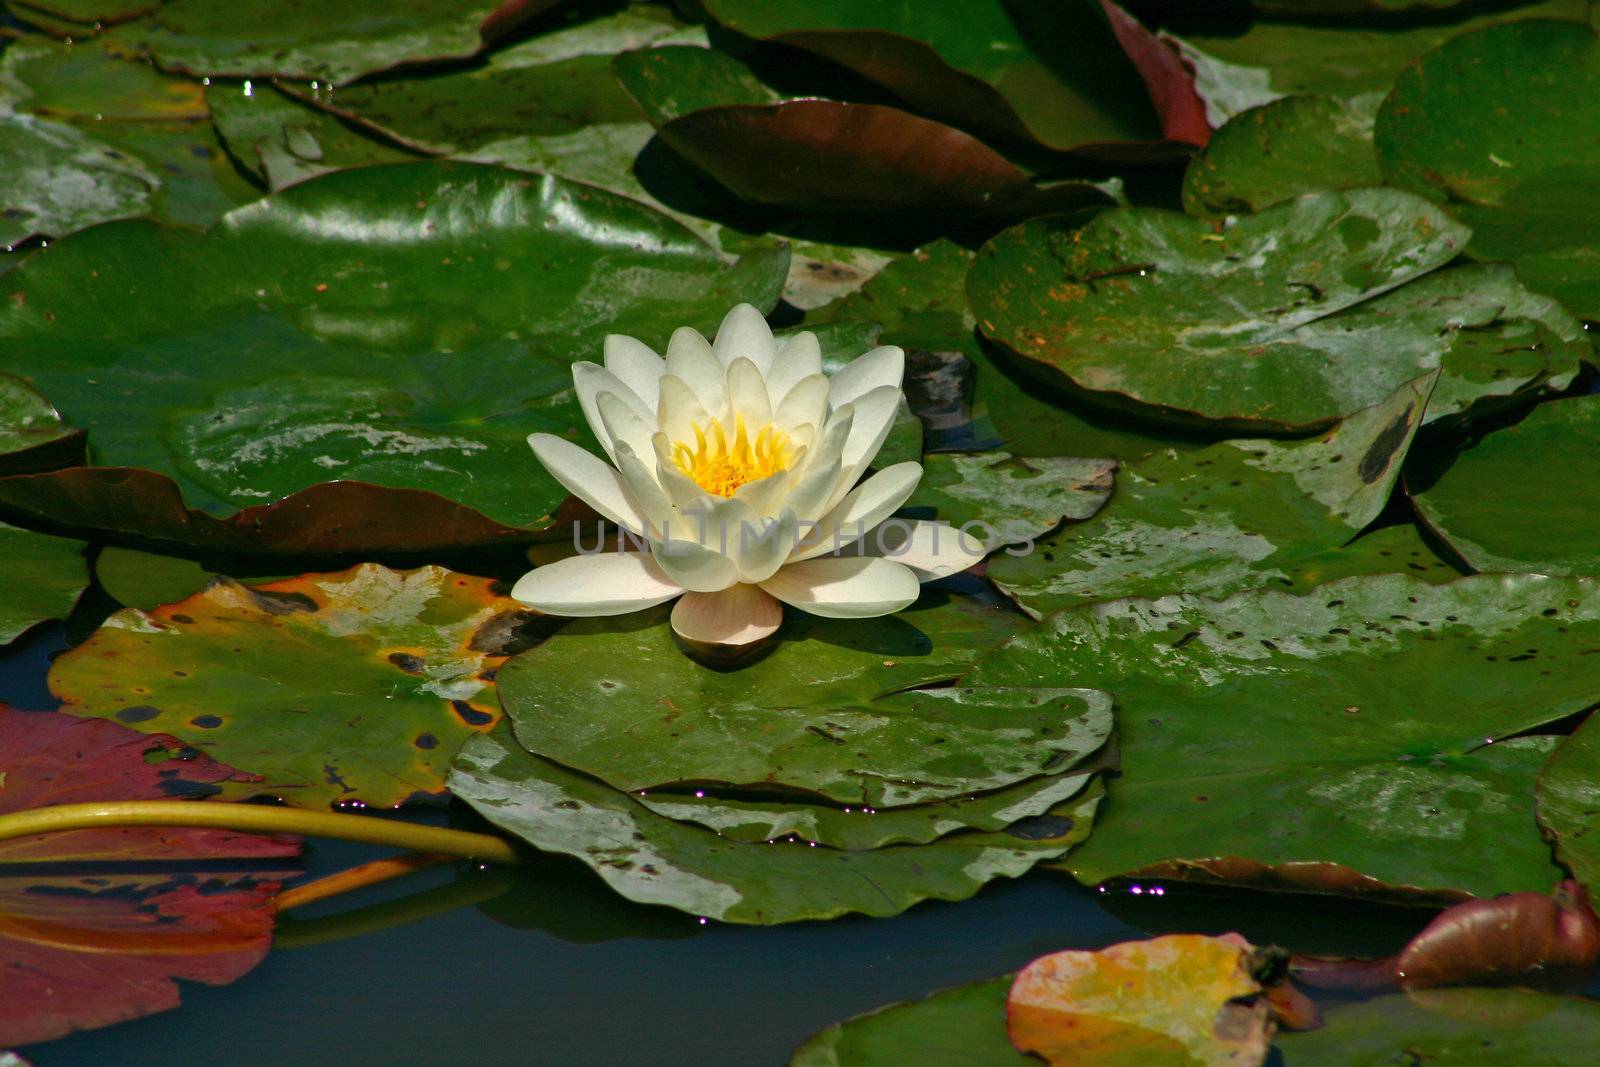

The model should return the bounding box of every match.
[3,612,1437,1065]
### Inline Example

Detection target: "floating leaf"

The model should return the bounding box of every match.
[1007,934,1272,1067]
[0,162,787,553]
[906,453,1115,551]
[1182,94,1379,218]
[0,110,158,247]
[988,374,1430,618]
[447,728,1101,924]
[614,45,1113,219]
[48,563,553,808]
[968,574,1599,898]
[1394,882,1600,989]
[790,977,1031,1066]
[208,81,418,191]
[0,524,87,645]
[1377,19,1600,318]
[0,371,80,474]
[93,546,285,611]
[1536,710,1600,896]
[695,0,1166,154]
[971,190,1588,431]
[1410,396,1600,577]
[109,0,555,85]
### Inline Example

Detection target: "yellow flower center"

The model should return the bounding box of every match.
[672,416,794,497]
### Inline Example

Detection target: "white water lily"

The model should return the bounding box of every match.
[511,304,985,652]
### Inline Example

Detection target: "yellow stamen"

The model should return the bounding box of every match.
[672,415,794,497]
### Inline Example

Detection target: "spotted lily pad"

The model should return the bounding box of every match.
[906,453,1115,551]
[988,373,1431,618]
[0,161,787,553]
[1377,19,1600,318]
[48,563,554,808]
[968,574,1598,898]
[790,977,1029,1066]
[1409,396,1600,577]
[0,523,87,645]
[0,110,158,248]
[970,190,1589,431]
[448,728,1101,924]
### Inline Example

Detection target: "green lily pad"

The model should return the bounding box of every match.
[967,573,1598,898]
[1279,988,1600,1065]
[499,602,1099,805]
[0,523,88,645]
[9,0,156,23]
[789,977,1028,1066]
[906,453,1115,551]
[208,81,419,191]
[637,763,1102,850]
[109,0,550,85]
[1410,396,1600,577]
[0,110,158,248]
[988,373,1431,618]
[1182,94,1380,218]
[448,727,1102,923]
[48,563,556,808]
[1378,19,1600,319]
[0,161,787,553]
[93,546,285,611]
[614,45,1113,219]
[695,0,1164,154]
[1535,709,1600,894]
[0,371,80,474]
[1276,520,1464,590]
[971,190,1589,431]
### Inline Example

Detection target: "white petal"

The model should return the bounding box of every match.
[511,552,682,617]
[665,326,725,412]
[791,461,922,562]
[528,433,648,533]
[572,362,653,459]
[760,557,920,619]
[712,303,776,373]
[857,518,987,579]
[670,584,781,649]
[767,330,823,400]
[613,441,673,534]
[783,409,854,521]
[602,335,666,412]
[736,510,800,583]
[656,373,710,442]
[650,536,740,593]
[822,385,903,515]
[828,345,904,409]
[651,432,714,512]
[724,357,773,427]
[774,373,830,435]
[595,391,657,473]
[732,465,793,517]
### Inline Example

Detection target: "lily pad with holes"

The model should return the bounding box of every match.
[448,728,1102,924]
[48,563,557,808]
[988,373,1430,618]
[967,574,1600,898]
[0,523,87,645]
[1410,396,1600,577]
[0,162,788,553]
[970,189,1589,431]
[1377,19,1600,319]
[789,977,1027,1066]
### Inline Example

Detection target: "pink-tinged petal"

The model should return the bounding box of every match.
[760,557,920,619]
[712,303,777,373]
[511,552,682,616]
[602,334,666,412]
[527,433,648,534]
[670,584,782,653]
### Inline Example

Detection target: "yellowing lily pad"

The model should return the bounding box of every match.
[48,563,555,808]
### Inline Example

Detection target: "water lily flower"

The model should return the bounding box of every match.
[511,304,985,654]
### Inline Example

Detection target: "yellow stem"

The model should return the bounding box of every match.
[275,851,449,912]
[0,801,523,866]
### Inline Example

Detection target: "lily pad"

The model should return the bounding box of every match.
[614,45,1114,219]
[1182,94,1379,218]
[208,81,419,191]
[988,373,1431,618]
[0,110,158,248]
[48,563,555,808]
[499,599,1099,805]
[694,0,1166,154]
[109,0,554,85]
[971,190,1588,431]
[967,573,1599,898]
[1278,988,1600,1065]
[789,977,1030,1067]
[448,728,1101,924]
[93,546,284,611]
[1410,396,1600,577]
[0,371,80,473]
[906,453,1115,551]
[1535,710,1600,896]
[1007,935,1273,1067]
[0,161,788,553]
[0,523,88,645]
[1377,19,1600,319]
